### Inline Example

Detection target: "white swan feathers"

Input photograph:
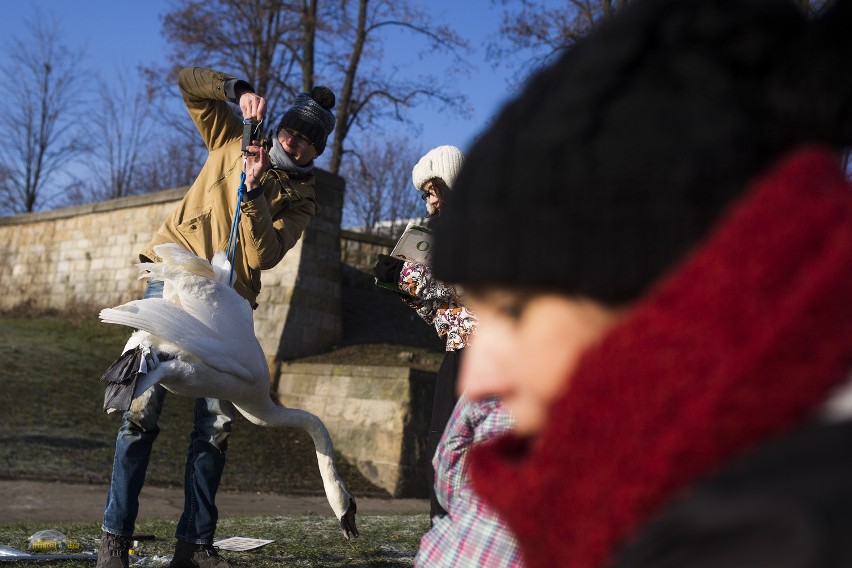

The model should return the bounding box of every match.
[99,243,357,538]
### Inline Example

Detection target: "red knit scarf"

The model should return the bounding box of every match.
[469,147,852,568]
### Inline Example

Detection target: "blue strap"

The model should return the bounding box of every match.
[225,169,247,287]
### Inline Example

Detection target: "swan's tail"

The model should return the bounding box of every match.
[210,251,234,286]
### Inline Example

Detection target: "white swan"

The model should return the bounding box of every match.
[99,243,357,538]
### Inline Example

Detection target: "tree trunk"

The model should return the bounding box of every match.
[327,0,368,175]
[300,0,317,93]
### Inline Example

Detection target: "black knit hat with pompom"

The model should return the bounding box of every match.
[433,0,852,305]
[278,86,336,155]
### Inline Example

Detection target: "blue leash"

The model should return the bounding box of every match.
[225,162,247,287]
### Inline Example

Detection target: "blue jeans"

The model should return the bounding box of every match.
[102,280,236,544]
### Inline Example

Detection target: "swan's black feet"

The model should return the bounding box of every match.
[169,541,244,568]
[341,498,359,539]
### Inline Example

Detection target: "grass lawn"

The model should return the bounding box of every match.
[0,316,435,566]
[0,514,429,566]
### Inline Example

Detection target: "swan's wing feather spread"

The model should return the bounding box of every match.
[100,300,256,381]
[141,249,254,339]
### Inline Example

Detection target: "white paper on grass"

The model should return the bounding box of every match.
[213,537,275,552]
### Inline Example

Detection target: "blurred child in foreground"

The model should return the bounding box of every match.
[431,0,852,566]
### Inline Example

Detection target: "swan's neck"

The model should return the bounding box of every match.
[235,397,352,520]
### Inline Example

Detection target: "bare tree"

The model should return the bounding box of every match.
[320,0,471,173]
[160,1,304,124]
[136,64,212,191]
[80,74,160,201]
[0,13,86,214]
[157,0,471,175]
[134,139,206,193]
[486,0,632,81]
[341,138,423,234]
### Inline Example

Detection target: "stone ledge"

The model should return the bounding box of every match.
[339,229,395,247]
[0,188,188,226]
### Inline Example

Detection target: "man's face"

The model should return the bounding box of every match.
[460,291,622,436]
[278,127,319,166]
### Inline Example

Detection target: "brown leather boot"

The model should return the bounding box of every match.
[168,540,244,568]
[96,531,130,568]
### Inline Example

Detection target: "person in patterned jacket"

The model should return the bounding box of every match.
[377,146,524,564]
[373,145,473,519]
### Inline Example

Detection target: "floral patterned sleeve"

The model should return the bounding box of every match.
[397,260,476,351]
[398,260,458,302]
[400,294,438,325]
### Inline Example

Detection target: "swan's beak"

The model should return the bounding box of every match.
[340,498,358,540]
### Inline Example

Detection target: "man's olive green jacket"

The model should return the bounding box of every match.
[143,66,318,307]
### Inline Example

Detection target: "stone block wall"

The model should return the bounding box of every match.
[0,190,185,312]
[340,229,394,273]
[259,170,344,360]
[272,362,436,498]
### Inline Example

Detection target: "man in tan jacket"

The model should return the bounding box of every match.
[97,66,336,568]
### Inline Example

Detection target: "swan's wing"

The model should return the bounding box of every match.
[210,251,235,286]
[100,299,257,381]
[169,274,256,339]
[135,261,255,345]
[141,251,255,341]
[152,243,216,280]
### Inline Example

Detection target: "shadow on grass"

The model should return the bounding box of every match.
[6,435,110,450]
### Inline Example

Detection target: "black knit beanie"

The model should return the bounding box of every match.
[277,86,337,155]
[433,0,852,305]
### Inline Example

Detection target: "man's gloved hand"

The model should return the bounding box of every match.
[373,254,405,284]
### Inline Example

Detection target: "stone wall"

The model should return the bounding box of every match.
[268,171,344,360]
[272,362,435,497]
[0,189,182,313]
[0,169,345,360]
[339,229,394,273]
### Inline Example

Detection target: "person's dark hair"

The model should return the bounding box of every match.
[423,179,448,229]
[425,177,448,206]
[433,0,852,305]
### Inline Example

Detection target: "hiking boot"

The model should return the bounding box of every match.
[169,540,244,568]
[96,531,131,568]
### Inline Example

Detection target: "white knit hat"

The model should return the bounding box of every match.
[412,145,465,191]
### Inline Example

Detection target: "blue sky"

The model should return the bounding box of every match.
[2,0,527,157]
